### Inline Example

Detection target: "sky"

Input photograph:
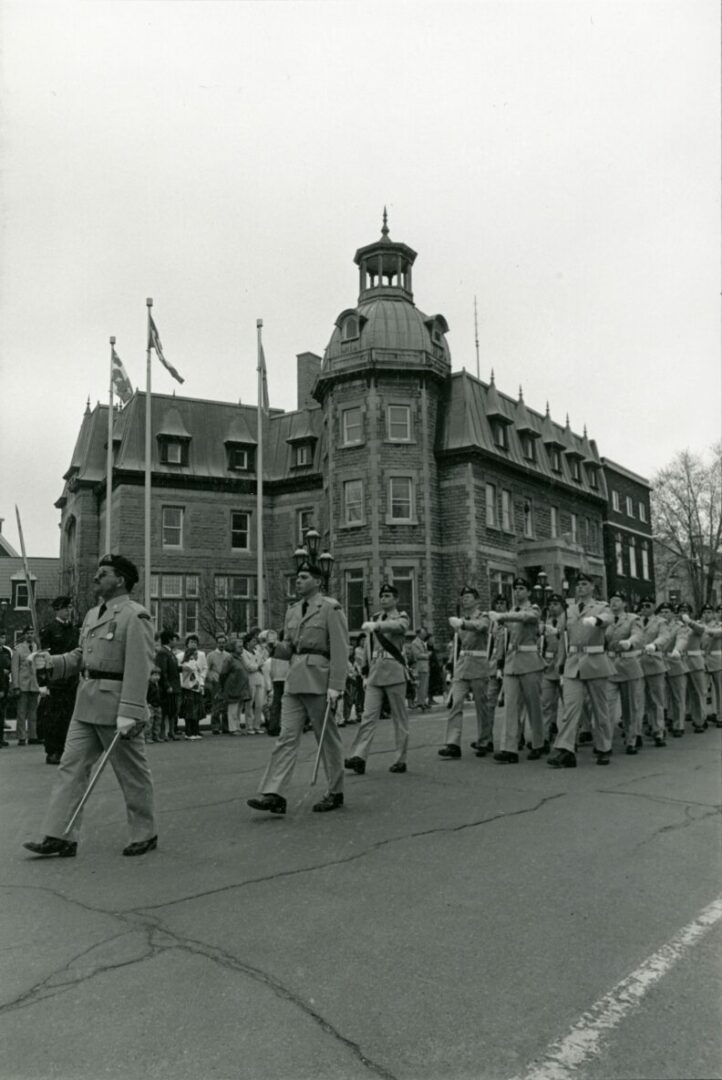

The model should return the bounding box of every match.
[1,0,719,556]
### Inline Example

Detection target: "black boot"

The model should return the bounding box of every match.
[122,836,158,856]
[23,836,77,858]
[312,792,344,813]
[344,756,366,774]
[247,794,287,815]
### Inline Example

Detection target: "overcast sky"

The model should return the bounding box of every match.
[1,0,719,555]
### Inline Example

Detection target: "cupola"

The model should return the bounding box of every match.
[353,208,417,303]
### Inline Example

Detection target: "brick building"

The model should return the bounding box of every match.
[0,521,60,643]
[601,458,655,606]
[55,218,653,644]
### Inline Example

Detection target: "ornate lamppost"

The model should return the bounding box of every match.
[293,528,334,591]
[532,569,553,616]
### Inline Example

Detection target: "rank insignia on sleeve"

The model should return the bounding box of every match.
[137,612,151,621]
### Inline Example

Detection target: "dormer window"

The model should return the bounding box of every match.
[549,447,562,473]
[587,466,598,490]
[226,444,255,472]
[159,438,189,466]
[521,434,537,463]
[343,316,360,342]
[570,459,581,482]
[293,444,311,468]
[491,420,509,451]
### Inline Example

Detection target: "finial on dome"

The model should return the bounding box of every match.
[85,395,91,415]
[583,423,588,437]
[565,413,570,428]
[545,401,551,416]
[490,368,495,385]
[381,206,389,237]
[518,385,524,401]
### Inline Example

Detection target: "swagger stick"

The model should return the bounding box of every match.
[63,730,122,834]
[310,699,333,786]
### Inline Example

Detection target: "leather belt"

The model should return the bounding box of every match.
[543,652,557,660]
[82,669,123,681]
[295,648,330,659]
[515,645,540,653]
[686,650,703,657]
[460,650,487,657]
[568,645,604,654]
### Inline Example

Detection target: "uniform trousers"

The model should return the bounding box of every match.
[686,670,707,727]
[349,682,409,765]
[665,674,686,732]
[414,670,430,708]
[43,686,77,758]
[554,676,612,754]
[608,679,644,746]
[42,718,156,844]
[497,672,543,753]
[445,677,492,747]
[541,679,562,741]
[16,691,39,741]
[259,692,343,797]
[643,674,666,736]
[708,669,722,720]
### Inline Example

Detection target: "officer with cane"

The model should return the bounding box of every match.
[23,554,157,858]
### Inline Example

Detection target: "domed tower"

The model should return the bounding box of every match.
[313,212,451,633]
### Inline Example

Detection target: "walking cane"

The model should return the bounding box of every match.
[310,698,333,786]
[63,730,122,835]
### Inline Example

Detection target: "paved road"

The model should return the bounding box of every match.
[1,708,721,1080]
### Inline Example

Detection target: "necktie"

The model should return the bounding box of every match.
[552,619,557,628]
[614,616,619,624]
[643,617,648,627]
[301,600,308,617]
[578,602,585,614]
[98,603,107,618]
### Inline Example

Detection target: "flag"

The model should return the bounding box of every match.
[111,347,133,404]
[259,342,269,414]
[148,312,184,384]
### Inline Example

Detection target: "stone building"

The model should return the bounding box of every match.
[55,218,652,643]
[0,521,60,643]
[601,459,655,607]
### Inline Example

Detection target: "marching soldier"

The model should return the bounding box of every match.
[486,594,508,740]
[345,582,411,775]
[248,558,349,815]
[548,572,615,768]
[605,591,645,754]
[39,595,79,765]
[440,585,492,759]
[658,602,686,741]
[540,593,566,747]
[678,603,712,733]
[23,554,157,858]
[492,578,545,763]
[637,597,673,743]
[701,604,722,726]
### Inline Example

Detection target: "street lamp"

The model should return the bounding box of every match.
[532,570,553,612]
[294,528,334,589]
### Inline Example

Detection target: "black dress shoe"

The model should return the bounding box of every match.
[654,735,667,747]
[542,741,550,755]
[312,792,344,813]
[28,738,42,745]
[635,735,644,749]
[389,762,407,773]
[470,741,480,749]
[123,836,158,856]
[23,836,77,858]
[671,730,683,738]
[45,754,61,765]
[474,746,488,757]
[247,794,286,815]
[547,750,577,769]
[625,745,637,755]
[693,726,705,734]
[527,747,544,760]
[493,751,519,764]
[595,752,611,766]
[344,756,366,774]
[578,732,593,745]
[438,745,461,759]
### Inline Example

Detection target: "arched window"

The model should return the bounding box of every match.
[343,316,359,342]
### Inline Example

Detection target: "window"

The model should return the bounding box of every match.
[343,316,359,342]
[489,570,515,606]
[387,404,411,441]
[344,568,366,631]
[293,444,311,468]
[153,574,199,638]
[588,467,598,490]
[160,439,188,466]
[491,421,509,450]
[228,446,251,471]
[549,447,562,473]
[570,459,581,482]
[343,479,364,525]
[231,511,250,551]
[501,490,512,532]
[639,502,647,523]
[626,496,634,518]
[584,517,591,548]
[486,483,497,528]
[297,508,315,545]
[162,506,183,549]
[389,477,414,522]
[641,544,650,580]
[523,501,534,539]
[615,535,624,575]
[161,575,183,598]
[571,513,578,543]
[629,539,638,578]
[13,581,30,609]
[389,565,415,626]
[341,407,363,446]
[612,490,621,512]
[521,435,536,463]
[214,575,256,634]
[550,506,558,538]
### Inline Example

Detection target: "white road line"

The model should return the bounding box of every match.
[511,894,722,1080]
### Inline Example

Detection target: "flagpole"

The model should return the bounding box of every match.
[145,299,153,612]
[106,336,115,553]
[256,319,264,628]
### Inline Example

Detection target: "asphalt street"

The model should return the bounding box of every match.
[1,705,721,1080]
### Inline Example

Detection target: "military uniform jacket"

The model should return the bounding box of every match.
[702,624,722,672]
[11,641,39,693]
[409,636,429,673]
[540,615,566,682]
[605,613,644,683]
[283,593,349,695]
[661,621,687,677]
[454,606,491,680]
[40,619,80,689]
[489,623,507,675]
[679,619,706,673]
[368,609,410,688]
[637,615,673,676]
[49,594,155,725]
[559,600,615,680]
[500,604,544,676]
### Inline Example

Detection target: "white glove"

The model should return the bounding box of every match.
[680,613,690,624]
[487,611,499,623]
[582,616,597,627]
[361,621,377,633]
[326,688,341,704]
[116,715,138,736]
[38,686,51,698]
[449,617,463,631]
[619,639,632,651]
[670,649,681,660]
[32,651,52,673]
[644,643,656,654]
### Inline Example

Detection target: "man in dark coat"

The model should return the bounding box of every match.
[40,596,80,764]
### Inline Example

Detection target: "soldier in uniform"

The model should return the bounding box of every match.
[248,557,349,815]
[492,577,545,764]
[540,593,566,748]
[440,585,492,759]
[605,591,645,754]
[636,597,672,743]
[701,604,722,726]
[658,601,686,741]
[40,595,79,765]
[548,572,615,768]
[678,602,712,733]
[409,628,431,711]
[486,595,508,739]
[344,582,411,775]
[23,554,157,858]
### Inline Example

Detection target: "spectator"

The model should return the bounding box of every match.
[410,627,431,711]
[219,639,251,734]
[241,628,266,734]
[11,627,41,745]
[427,637,445,704]
[0,631,12,748]
[264,630,288,737]
[146,666,163,743]
[206,632,230,735]
[156,629,181,741]
[180,636,206,740]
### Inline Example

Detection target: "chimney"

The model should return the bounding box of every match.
[297,352,322,410]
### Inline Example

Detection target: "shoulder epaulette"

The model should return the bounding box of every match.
[323,596,341,609]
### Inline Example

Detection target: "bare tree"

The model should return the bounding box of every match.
[651,444,722,610]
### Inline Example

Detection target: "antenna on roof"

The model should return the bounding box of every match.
[474,296,480,379]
